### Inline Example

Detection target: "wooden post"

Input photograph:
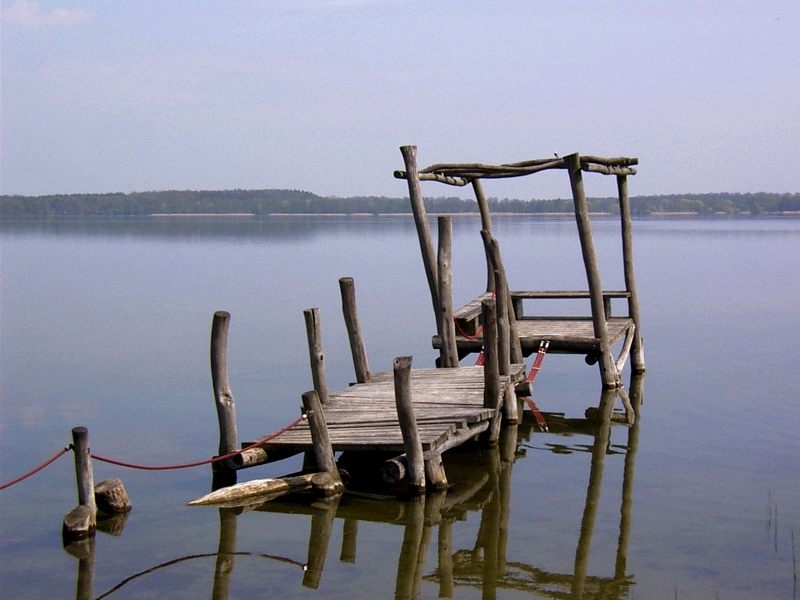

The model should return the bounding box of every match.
[94,479,131,514]
[339,277,371,383]
[303,496,341,589]
[424,453,448,491]
[340,519,358,563]
[617,175,646,373]
[400,145,441,331]
[564,153,619,388]
[71,427,96,522]
[301,390,343,494]
[472,178,496,293]
[481,299,502,444]
[480,230,523,365]
[211,312,238,458]
[303,308,329,405]
[393,356,425,494]
[437,216,459,368]
[212,508,237,600]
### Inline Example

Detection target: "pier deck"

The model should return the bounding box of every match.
[259,364,527,454]
[435,290,635,357]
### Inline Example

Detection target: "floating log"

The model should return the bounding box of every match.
[187,472,329,507]
[94,479,131,514]
[71,427,96,522]
[339,277,371,383]
[393,356,425,494]
[303,308,330,405]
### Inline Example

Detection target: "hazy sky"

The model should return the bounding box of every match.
[1,0,798,199]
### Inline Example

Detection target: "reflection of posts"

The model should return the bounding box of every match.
[303,496,341,589]
[340,518,358,563]
[395,496,426,600]
[572,387,617,599]
[497,425,517,576]
[616,373,644,579]
[212,508,237,600]
[479,445,502,600]
[438,518,454,598]
[64,537,95,600]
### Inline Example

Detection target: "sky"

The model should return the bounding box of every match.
[1,0,798,199]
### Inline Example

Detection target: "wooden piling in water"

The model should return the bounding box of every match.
[393,357,426,494]
[480,231,523,366]
[339,277,371,383]
[72,427,96,522]
[400,145,441,332]
[617,175,646,373]
[303,308,330,405]
[211,311,238,460]
[564,153,619,388]
[437,216,459,368]
[301,390,343,495]
[481,299,502,444]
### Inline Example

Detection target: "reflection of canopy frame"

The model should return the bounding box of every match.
[394,146,645,388]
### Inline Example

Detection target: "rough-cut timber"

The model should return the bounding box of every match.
[255,365,526,459]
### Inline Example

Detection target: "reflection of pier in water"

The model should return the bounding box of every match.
[68,374,643,599]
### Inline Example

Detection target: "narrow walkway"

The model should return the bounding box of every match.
[260,365,527,454]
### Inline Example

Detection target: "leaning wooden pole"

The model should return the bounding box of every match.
[472,178,496,293]
[480,231,523,365]
[437,216,459,368]
[400,145,441,332]
[301,390,343,494]
[564,153,619,388]
[303,308,330,405]
[211,312,238,458]
[339,277,371,383]
[617,175,646,373]
[393,356,426,494]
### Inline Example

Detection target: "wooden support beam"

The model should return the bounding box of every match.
[211,312,238,464]
[424,453,448,491]
[339,277,371,383]
[564,153,619,388]
[617,175,646,373]
[437,216,459,368]
[393,356,426,494]
[480,231,523,365]
[472,178,496,293]
[303,308,330,405]
[400,145,441,332]
[481,299,502,444]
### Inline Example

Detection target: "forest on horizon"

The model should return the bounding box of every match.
[1,189,799,217]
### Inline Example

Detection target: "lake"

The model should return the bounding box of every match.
[1,215,799,599]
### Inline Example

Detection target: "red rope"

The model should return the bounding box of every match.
[0,446,71,491]
[475,351,485,366]
[91,415,307,471]
[527,341,550,383]
[454,318,483,340]
[522,397,549,431]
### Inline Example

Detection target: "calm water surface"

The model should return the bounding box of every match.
[1,216,798,599]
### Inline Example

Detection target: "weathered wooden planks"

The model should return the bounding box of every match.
[258,365,526,455]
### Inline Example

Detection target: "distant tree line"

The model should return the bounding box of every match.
[1,189,798,217]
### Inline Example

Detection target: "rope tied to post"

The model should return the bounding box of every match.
[91,414,308,471]
[0,445,72,491]
[522,341,550,431]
